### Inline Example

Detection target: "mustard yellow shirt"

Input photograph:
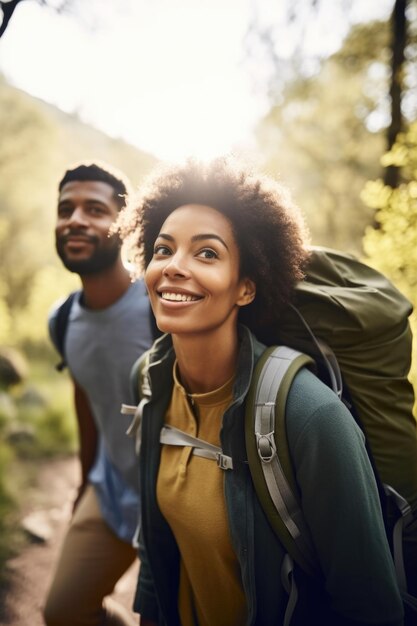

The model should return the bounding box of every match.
[156,363,247,626]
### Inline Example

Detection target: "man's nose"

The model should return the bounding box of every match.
[67,207,89,227]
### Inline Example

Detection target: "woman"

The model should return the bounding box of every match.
[118,158,403,626]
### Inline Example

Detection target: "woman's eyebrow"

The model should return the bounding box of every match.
[157,232,229,250]
[191,234,229,250]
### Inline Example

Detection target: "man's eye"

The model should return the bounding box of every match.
[197,248,218,259]
[154,245,171,256]
[58,207,72,218]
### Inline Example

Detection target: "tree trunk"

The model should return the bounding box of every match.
[383,0,407,188]
[0,0,24,38]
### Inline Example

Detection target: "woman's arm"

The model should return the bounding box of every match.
[287,370,404,625]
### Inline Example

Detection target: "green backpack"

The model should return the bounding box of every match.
[276,246,417,512]
[123,246,417,618]
[243,247,417,618]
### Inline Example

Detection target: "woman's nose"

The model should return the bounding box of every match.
[162,253,190,279]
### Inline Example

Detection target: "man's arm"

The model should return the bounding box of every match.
[72,380,98,511]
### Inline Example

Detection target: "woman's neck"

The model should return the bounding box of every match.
[172,325,239,394]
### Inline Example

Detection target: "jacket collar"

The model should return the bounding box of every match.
[146,325,266,404]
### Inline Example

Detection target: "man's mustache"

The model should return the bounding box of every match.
[58,230,99,245]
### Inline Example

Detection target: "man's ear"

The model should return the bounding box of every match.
[237,278,256,307]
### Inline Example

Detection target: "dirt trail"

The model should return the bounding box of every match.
[0,455,139,626]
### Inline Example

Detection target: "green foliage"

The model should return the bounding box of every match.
[256,20,389,252]
[362,121,417,393]
[362,122,417,298]
[4,352,77,457]
[0,439,15,572]
[14,265,79,345]
[332,20,390,70]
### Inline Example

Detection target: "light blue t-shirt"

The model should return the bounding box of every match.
[49,280,153,542]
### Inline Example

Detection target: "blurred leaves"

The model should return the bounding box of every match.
[256,21,388,251]
[362,121,417,299]
[361,121,417,398]
[253,1,416,251]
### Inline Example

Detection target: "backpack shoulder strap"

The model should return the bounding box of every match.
[131,349,152,403]
[123,350,152,453]
[53,291,80,371]
[245,345,319,577]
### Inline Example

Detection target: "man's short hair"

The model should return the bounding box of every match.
[58,162,130,210]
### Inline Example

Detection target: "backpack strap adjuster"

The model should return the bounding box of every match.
[216,452,234,470]
[256,431,277,463]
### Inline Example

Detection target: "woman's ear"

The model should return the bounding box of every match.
[237,278,256,307]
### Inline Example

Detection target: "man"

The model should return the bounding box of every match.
[44,162,154,626]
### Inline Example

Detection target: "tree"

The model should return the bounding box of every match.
[0,0,25,38]
[256,20,389,251]
[248,1,416,248]
[362,121,417,300]
[384,0,408,188]
[0,0,71,38]
[362,121,417,389]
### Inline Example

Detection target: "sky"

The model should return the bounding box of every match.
[0,0,394,162]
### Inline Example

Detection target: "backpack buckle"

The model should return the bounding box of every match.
[256,432,277,463]
[216,452,234,470]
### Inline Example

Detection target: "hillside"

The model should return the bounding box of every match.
[1,75,159,188]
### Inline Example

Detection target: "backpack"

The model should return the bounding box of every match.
[243,248,417,620]
[123,246,417,621]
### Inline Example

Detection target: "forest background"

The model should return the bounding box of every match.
[0,0,416,576]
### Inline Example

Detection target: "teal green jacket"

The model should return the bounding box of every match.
[134,326,403,626]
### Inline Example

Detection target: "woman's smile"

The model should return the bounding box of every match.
[158,288,203,303]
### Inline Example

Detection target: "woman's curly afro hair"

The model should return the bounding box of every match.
[117,157,310,339]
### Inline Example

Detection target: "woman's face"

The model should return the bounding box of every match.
[145,204,255,337]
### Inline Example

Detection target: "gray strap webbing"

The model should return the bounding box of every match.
[281,554,298,626]
[122,398,149,455]
[384,484,414,592]
[402,590,417,610]
[122,353,152,455]
[160,424,234,470]
[254,346,317,564]
[289,304,343,399]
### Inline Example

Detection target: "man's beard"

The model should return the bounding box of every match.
[56,233,121,275]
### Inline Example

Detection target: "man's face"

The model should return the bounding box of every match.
[55,180,121,275]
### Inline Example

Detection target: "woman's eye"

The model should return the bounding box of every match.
[197,248,218,260]
[154,245,171,256]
